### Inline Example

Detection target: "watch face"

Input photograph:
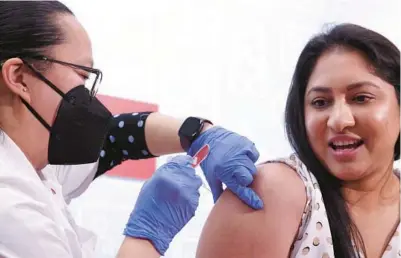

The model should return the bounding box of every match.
[179,117,207,151]
[182,118,202,138]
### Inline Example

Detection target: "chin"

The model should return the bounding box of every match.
[326,162,367,181]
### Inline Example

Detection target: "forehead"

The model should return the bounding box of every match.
[50,14,93,67]
[307,49,381,90]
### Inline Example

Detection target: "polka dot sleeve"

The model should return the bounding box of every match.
[94,112,156,179]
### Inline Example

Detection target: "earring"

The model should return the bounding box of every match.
[22,87,27,92]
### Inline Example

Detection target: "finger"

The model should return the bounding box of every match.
[227,183,264,210]
[193,175,203,189]
[233,157,258,177]
[168,155,193,166]
[246,143,260,163]
[247,160,258,176]
[156,155,193,176]
[174,166,198,183]
[232,166,254,187]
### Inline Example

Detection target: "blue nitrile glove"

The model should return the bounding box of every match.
[123,155,202,256]
[188,126,263,210]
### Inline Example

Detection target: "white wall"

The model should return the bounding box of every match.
[63,0,401,257]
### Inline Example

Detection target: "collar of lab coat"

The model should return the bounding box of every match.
[0,132,44,183]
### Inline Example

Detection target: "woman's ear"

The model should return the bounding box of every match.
[1,58,31,103]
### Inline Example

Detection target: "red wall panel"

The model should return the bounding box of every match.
[97,94,158,180]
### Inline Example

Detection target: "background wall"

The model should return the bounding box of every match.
[62,0,401,257]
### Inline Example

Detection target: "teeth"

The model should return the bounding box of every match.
[332,140,359,147]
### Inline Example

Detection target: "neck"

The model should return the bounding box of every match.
[342,162,399,212]
[0,105,49,171]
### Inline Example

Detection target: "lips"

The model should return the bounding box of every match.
[329,139,364,150]
[327,136,365,161]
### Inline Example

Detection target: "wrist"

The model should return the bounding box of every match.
[118,237,160,258]
[178,117,213,152]
[124,219,173,255]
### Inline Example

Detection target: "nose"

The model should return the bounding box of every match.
[327,100,355,132]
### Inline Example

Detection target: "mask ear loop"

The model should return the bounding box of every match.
[21,59,66,99]
[18,59,67,132]
[20,97,51,131]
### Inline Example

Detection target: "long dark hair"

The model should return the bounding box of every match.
[285,23,400,258]
[0,1,73,62]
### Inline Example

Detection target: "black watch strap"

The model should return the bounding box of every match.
[178,117,212,152]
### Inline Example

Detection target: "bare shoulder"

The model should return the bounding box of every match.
[196,161,307,258]
[254,161,307,207]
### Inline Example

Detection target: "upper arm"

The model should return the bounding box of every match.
[95,112,156,177]
[196,162,307,258]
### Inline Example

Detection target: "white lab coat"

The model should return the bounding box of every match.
[0,133,100,258]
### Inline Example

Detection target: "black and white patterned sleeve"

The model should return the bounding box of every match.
[94,112,157,179]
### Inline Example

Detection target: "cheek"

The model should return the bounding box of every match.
[46,67,82,94]
[358,101,400,144]
[305,109,327,152]
[30,82,62,125]
[368,104,391,122]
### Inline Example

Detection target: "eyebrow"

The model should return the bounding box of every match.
[306,81,380,96]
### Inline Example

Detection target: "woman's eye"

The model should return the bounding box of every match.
[353,95,372,103]
[311,99,328,108]
[76,69,89,80]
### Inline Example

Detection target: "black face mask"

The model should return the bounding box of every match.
[22,85,112,165]
[20,62,112,165]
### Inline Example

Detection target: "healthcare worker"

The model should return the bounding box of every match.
[0,1,262,258]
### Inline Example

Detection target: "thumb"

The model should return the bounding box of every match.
[226,183,263,210]
[233,166,254,187]
[246,143,260,163]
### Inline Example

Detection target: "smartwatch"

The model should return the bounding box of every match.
[178,117,213,152]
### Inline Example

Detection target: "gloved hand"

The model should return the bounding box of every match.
[123,155,202,255]
[188,126,263,210]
